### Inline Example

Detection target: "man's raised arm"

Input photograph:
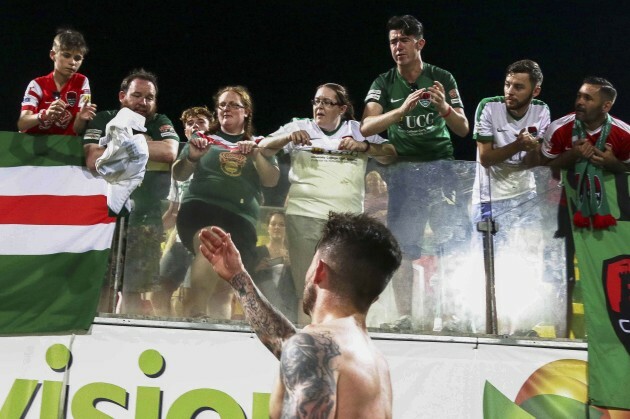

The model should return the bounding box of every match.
[198,227,297,358]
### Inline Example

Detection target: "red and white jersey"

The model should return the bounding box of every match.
[21,72,91,135]
[542,113,630,163]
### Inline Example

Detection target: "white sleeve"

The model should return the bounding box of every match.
[272,119,304,152]
[21,79,41,110]
[537,106,551,139]
[473,102,494,139]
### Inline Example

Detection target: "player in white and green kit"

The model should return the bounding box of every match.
[472,60,554,334]
[472,59,550,221]
[361,15,470,321]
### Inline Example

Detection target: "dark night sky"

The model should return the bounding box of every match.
[2,0,629,161]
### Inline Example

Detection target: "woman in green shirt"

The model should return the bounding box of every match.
[172,86,279,319]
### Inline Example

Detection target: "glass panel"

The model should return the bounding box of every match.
[251,207,297,322]
[97,158,576,342]
[364,160,479,334]
[117,170,173,316]
[489,166,568,338]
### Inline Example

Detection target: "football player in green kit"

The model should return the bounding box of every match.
[361,15,469,327]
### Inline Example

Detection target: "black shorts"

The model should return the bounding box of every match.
[176,200,258,272]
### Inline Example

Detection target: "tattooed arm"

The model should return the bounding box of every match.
[271,331,340,419]
[230,271,297,358]
[199,227,296,358]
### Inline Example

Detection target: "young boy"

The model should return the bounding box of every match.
[18,28,95,136]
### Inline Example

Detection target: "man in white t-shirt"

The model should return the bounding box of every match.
[472,59,550,225]
[472,60,553,334]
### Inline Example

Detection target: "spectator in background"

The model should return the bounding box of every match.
[361,15,470,322]
[172,86,279,319]
[541,77,630,174]
[18,28,92,136]
[471,59,551,335]
[472,59,549,220]
[541,77,630,230]
[151,106,213,316]
[258,83,396,324]
[83,68,179,315]
[253,211,297,322]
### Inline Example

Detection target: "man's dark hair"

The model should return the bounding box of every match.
[317,212,402,312]
[52,28,88,55]
[506,59,543,87]
[386,15,424,39]
[583,76,617,103]
[120,68,159,95]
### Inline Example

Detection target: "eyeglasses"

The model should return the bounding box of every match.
[311,98,339,108]
[217,102,245,111]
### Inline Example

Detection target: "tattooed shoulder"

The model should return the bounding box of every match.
[280,332,341,417]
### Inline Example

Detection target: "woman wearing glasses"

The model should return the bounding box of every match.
[259,83,396,324]
[172,86,279,319]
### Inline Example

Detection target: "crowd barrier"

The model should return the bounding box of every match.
[103,154,577,341]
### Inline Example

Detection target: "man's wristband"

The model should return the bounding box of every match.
[440,106,453,118]
[363,141,371,152]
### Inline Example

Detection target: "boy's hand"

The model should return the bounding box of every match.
[47,99,68,121]
[77,101,98,122]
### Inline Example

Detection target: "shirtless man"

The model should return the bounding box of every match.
[199,212,402,418]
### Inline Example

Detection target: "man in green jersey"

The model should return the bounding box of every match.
[361,15,469,324]
[83,69,179,315]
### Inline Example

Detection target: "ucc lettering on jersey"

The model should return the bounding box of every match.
[402,112,435,129]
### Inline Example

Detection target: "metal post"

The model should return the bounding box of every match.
[477,218,498,335]
[111,216,127,313]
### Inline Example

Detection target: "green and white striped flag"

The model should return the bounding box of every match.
[0,131,116,334]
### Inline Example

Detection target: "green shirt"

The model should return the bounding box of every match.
[365,63,463,160]
[179,131,278,229]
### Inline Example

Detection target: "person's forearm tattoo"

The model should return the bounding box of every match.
[231,272,296,358]
[280,332,340,418]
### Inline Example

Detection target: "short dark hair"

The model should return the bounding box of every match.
[317,83,355,121]
[386,15,424,39]
[317,212,402,312]
[583,76,617,103]
[52,28,88,55]
[506,59,543,87]
[120,68,159,95]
